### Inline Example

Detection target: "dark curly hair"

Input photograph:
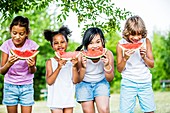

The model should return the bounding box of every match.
[43,26,72,45]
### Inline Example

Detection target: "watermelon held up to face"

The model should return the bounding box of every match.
[119,42,143,50]
[10,49,39,59]
[82,48,107,60]
[55,51,80,60]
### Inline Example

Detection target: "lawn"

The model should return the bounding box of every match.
[0,91,169,113]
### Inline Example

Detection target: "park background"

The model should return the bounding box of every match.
[0,0,170,112]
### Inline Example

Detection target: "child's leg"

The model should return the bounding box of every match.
[76,81,95,113]
[3,83,19,113]
[51,108,63,113]
[81,101,95,113]
[7,105,18,113]
[95,96,110,113]
[94,78,110,113]
[19,84,34,106]
[120,79,138,113]
[137,82,156,113]
[63,107,73,113]
[21,106,32,113]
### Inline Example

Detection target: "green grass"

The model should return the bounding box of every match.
[0,91,169,113]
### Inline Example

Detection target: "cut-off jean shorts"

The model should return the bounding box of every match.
[76,78,110,102]
[3,83,34,106]
[120,78,156,113]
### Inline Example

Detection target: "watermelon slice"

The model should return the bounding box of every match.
[82,48,107,60]
[10,49,39,59]
[55,51,80,60]
[119,42,143,50]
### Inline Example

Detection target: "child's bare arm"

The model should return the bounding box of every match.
[0,52,19,75]
[140,38,154,68]
[46,59,66,85]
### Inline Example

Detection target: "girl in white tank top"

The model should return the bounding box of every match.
[75,27,114,113]
[44,26,79,113]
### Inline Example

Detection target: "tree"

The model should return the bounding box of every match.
[151,32,170,90]
[105,32,122,93]
[0,0,131,33]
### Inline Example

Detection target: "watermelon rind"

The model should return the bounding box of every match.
[82,48,108,60]
[10,49,39,60]
[118,42,144,50]
[55,51,80,60]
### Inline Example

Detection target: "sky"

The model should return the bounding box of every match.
[64,0,170,43]
[114,0,170,38]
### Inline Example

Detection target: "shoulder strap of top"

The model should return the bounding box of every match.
[142,38,147,49]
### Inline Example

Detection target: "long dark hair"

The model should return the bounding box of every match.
[43,26,72,45]
[10,16,30,38]
[76,27,105,51]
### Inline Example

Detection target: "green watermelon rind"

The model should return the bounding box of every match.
[82,48,108,60]
[55,51,81,60]
[118,42,144,50]
[10,49,39,60]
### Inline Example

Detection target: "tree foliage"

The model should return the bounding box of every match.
[0,0,51,20]
[105,32,122,93]
[151,32,170,90]
[0,0,131,33]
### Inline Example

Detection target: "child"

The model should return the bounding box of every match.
[75,27,114,113]
[116,15,156,113]
[43,26,79,113]
[0,16,39,113]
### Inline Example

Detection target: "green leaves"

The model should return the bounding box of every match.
[151,32,170,90]
[0,0,52,21]
[0,0,131,33]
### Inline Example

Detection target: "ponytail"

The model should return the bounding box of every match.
[76,44,83,51]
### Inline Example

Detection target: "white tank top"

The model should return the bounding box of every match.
[119,38,152,83]
[47,58,75,108]
[83,59,105,83]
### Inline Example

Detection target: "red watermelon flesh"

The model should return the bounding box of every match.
[82,48,107,60]
[55,51,80,60]
[11,49,39,59]
[119,42,143,50]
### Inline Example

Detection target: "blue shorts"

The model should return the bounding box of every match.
[3,83,34,106]
[76,78,110,102]
[120,78,156,113]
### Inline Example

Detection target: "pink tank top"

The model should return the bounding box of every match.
[0,38,39,85]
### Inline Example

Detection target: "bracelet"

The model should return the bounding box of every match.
[104,65,113,74]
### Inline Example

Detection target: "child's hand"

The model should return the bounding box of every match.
[140,47,146,59]
[71,57,78,67]
[101,55,109,66]
[26,57,35,67]
[58,59,67,68]
[81,56,87,68]
[124,49,135,61]
[8,55,19,65]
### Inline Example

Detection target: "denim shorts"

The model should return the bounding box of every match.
[76,78,110,102]
[3,83,34,106]
[120,78,156,113]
